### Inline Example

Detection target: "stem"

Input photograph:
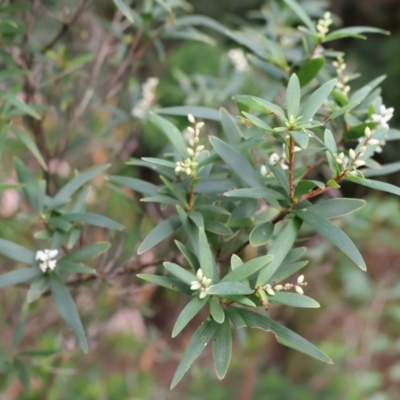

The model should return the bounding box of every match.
[188,183,195,210]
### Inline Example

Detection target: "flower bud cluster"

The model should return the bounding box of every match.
[175,114,205,177]
[263,275,307,296]
[316,11,332,38]
[36,249,58,273]
[333,55,350,97]
[131,77,159,119]
[370,104,394,129]
[190,268,212,299]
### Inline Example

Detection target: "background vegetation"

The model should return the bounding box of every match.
[0,0,399,398]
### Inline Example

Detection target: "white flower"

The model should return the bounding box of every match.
[36,249,58,273]
[228,49,249,73]
[371,104,394,129]
[131,77,159,119]
[190,268,212,299]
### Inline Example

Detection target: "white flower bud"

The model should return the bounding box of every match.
[295,286,304,295]
[354,160,366,167]
[349,149,356,159]
[297,275,305,284]
[365,127,372,137]
[274,284,283,291]
[368,139,380,145]
[188,114,195,124]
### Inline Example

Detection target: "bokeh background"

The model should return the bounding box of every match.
[1,0,400,399]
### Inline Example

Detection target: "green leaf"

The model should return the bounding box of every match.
[210,298,225,323]
[224,187,286,201]
[300,79,337,123]
[157,106,220,121]
[57,259,95,274]
[113,0,135,23]
[270,260,308,283]
[248,97,286,120]
[138,216,181,254]
[48,164,110,210]
[62,213,124,230]
[0,268,41,290]
[241,112,273,132]
[297,58,325,87]
[225,307,246,328]
[174,240,199,271]
[27,275,49,303]
[283,0,317,32]
[172,296,208,337]
[149,113,187,158]
[236,308,332,363]
[249,222,274,247]
[257,218,302,286]
[171,320,218,389]
[7,94,41,119]
[286,74,301,118]
[163,262,196,285]
[63,242,110,262]
[212,318,232,380]
[294,180,324,198]
[220,108,242,145]
[325,27,389,42]
[346,176,400,196]
[327,102,360,121]
[307,198,366,219]
[50,274,88,353]
[14,157,40,212]
[210,137,263,188]
[0,238,35,264]
[160,175,187,205]
[207,282,253,296]
[267,163,290,195]
[223,255,274,283]
[138,274,192,295]
[363,161,400,178]
[205,220,232,236]
[295,210,366,270]
[12,126,47,170]
[198,227,214,281]
[290,130,309,149]
[271,292,320,308]
[107,176,158,196]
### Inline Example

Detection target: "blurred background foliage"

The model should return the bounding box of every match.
[0,0,400,398]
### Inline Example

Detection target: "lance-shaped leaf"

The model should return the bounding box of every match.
[157,106,220,121]
[113,0,135,23]
[63,242,110,262]
[249,222,274,247]
[224,187,286,201]
[222,254,274,282]
[47,164,110,210]
[212,318,232,380]
[175,241,199,272]
[346,176,400,196]
[207,282,253,296]
[297,58,325,87]
[241,112,273,132]
[0,238,36,264]
[198,227,214,282]
[283,0,316,32]
[307,198,366,219]
[138,274,192,295]
[57,259,95,274]
[172,296,208,337]
[257,218,302,286]
[50,274,88,353]
[236,308,332,363]
[0,268,41,290]
[108,176,159,196]
[295,210,366,270]
[299,79,337,123]
[271,292,320,308]
[363,161,400,178]
[225,307,246,329]
[286,74,301,118]
[210,298,225,323]
[27,275,49,303]
[210,137,263,188]
[270,261,309,283]
[171,320,218,388]
[138,216,181,254]
[163,262,196,285]
[220,107,242,145]
[62,213,124,230]
[149,113,187,158]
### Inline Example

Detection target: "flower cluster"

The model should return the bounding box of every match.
[36,249,58,273]
[190,268,212,299]
[371,104,394,129]
[228,48,249,73]
[333,54,350,97]
[175,114,205,177]
[316,11,332,38]
[131,77,159,119]
[265,274,308,296]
